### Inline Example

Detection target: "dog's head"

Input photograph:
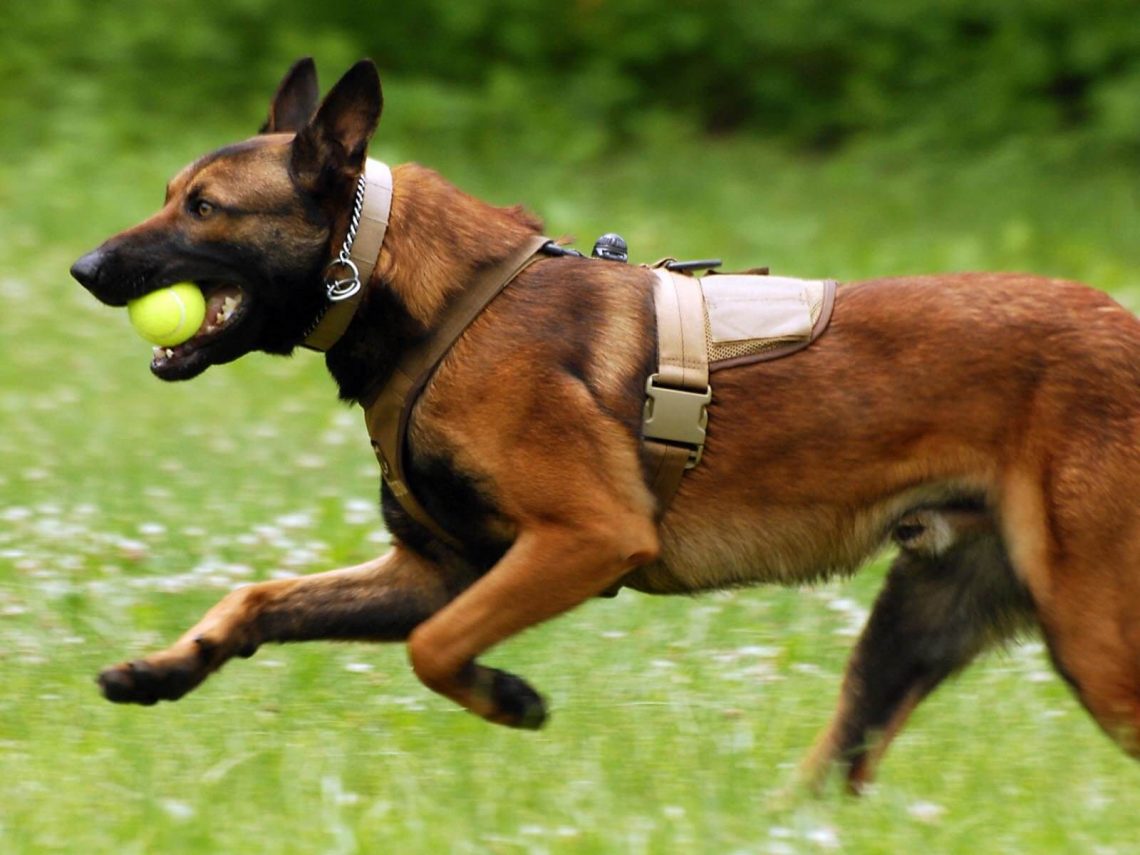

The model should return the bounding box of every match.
[71,58,383,380]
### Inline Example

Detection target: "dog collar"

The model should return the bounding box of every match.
[301,158,393,352]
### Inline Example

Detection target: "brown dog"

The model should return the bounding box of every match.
[71,58,1140,791]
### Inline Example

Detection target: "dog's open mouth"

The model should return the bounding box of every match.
[150,283,250,379]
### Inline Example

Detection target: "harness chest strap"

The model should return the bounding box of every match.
[362,257,712,546]
[361,234,554,548]
[643,268,712,513]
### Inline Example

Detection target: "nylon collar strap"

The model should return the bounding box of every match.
[301,158,394,352]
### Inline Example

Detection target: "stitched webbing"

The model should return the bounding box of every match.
[644,269,711,514]
[361,235,552,547]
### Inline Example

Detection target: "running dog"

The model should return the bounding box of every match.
[71,58,1140,791]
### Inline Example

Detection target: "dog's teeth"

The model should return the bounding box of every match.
[216,295,240,325]
[165,348,174,358]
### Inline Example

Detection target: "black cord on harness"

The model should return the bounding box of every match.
[541,235,722,274]
[539,241,585,259]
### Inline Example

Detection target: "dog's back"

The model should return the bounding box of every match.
[617,273,1139,590]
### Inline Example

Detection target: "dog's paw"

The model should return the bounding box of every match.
[97,646,211,705]
[484,669,548,730]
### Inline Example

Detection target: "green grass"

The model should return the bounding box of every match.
[2,79,1140,852]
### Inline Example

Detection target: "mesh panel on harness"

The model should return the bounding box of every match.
[699,274,835,369]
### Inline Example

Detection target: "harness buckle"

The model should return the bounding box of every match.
[643,375,712,468]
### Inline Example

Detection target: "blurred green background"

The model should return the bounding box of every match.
[8,0,1140,155]
[2,2,1140,853]
[4,0,1140,297]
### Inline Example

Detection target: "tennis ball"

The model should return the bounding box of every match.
[127,283,206,347]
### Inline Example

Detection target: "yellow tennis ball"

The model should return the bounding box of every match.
[127,283,206,347]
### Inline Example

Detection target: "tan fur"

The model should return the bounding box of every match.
[377,165,543,327]
[78,60,1140,791]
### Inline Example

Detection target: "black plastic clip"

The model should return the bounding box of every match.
[665,258,722,273]
[540,241,585,259]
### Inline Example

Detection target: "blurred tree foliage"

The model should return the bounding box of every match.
[3,0,1140,156]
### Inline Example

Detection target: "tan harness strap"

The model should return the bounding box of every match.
[302,159,394,352]
[643,269,711,514]
[362,234,552,548]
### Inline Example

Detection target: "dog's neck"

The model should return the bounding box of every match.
[324,162,544,402]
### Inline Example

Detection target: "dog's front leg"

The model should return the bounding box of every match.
[98,545,454,705]
[407,516,659,728]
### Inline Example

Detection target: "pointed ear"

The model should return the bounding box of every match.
[261,57,320,134]
[290,60,382,191]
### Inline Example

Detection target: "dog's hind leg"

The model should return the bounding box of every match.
[1003,434,1140,761]
[799,509,1034,793]
[98,546,458,705]
[1029,528,1140,758]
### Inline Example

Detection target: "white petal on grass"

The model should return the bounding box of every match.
[804,824,840,849]
[343,498,375,525]
[159,799,196,821]
[116,538,149,561]
[320,774,361,807]
[791,663,825,676]
[276,511,315,530]
[908,800,945,823]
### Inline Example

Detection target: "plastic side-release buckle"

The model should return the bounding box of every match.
[643,375,712,468]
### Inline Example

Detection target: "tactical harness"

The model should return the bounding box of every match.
[302,159,836,550]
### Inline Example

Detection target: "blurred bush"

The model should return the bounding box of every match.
[3,0,1140,158]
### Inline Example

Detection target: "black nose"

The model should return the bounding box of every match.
[70,248,106,291]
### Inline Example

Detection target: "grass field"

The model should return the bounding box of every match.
[3,79,1140,852]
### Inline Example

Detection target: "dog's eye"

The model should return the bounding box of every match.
[191,199,216,219]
